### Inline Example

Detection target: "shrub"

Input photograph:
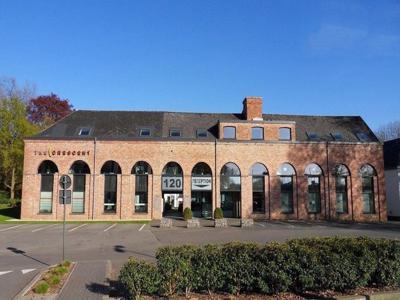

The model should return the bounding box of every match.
[52,266,68,276]
[34,281,49,294]
[183,207,193,221]
[213,207,224,219]
[119,258,159,300]
[62,260,71,268]
[47,275,60,286]
[118,237,400,297]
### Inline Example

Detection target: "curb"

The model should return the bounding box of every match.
[335,291,400,300]
[14,268,47,300]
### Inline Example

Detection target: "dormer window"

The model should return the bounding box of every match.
[169,128,182,137]
[196,129,208,138]
[307,132,319,141]
[279,127,291,141]
[356,132,370,142]
[331,132,343,141]
[223,126,236,139]
[139,128,151,137]
[251,127,264,140]
[78,128,91,136]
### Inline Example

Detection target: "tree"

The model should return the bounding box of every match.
[0,98,38,200]
[27,93,73,129]
[0,76,36,102]
[375,121,400,142]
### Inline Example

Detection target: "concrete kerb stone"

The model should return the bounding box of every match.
[187,218,200,228]
[335,296,366,300]
[214,218,228,228]
[366,291,400,300]
[241,218,254,227]
[160,218,173,228]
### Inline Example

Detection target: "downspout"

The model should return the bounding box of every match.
[92,137,97,220]
[214,139,217,213]
[326,141,331,220]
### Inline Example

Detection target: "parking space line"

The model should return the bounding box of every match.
[138,224,146,231]
[68,223,87,232]
[103,223,117,232]
[0,225,24,232]
[255,222,266,227]
[32,224,58,232]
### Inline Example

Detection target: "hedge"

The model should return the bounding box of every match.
[118,237,400,299]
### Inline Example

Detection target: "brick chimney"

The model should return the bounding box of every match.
[242,96,263,121]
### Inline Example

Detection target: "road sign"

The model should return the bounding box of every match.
[59,175,72,189]
[59,190,71,204]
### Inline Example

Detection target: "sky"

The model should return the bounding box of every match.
[0,0,399,130]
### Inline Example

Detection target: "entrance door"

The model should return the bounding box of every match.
[191,191,212,218]
[163,193,183,217]
[221,191,241,218]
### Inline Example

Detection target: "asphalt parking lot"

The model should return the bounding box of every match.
[1,220,400,299]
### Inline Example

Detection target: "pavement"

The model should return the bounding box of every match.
[0,220,400,300]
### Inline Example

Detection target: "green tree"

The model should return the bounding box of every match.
[0,98,38,200]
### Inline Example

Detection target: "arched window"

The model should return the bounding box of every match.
[251,163,268,213]
[132,161,152,213]
[305,163,323,213]
[360,164,377,214]
[38,160,58,213]
[101,161,121,213]
[162,162,183,216]
[69,161,90,213]
[333,164,350,214]
[220,163,241,218]
[191,163,213,218]
[277,163,295,213]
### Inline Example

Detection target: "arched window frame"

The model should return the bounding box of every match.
[69,160,90,214]
[359,164,377,214]
[305,163,323,214]
[101,161,121,213]
[38,160,58,214]
[332,164,350,214]
[251,163,268,213]
[277,163,296,213]
[132,161,152,213]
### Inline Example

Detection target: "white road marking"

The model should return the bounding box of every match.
[0,225,24,232]
[256,222,266,227]
[103,223,117,232]
[138,224,146,231]
[68,223,87,232]
[0,271,12,276]
[22,269,36,275]
[32,224,58,232]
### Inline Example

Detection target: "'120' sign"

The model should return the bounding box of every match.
[162,176,183,191]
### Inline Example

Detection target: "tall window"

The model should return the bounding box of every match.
[132,161,152,213]
[101,161,121,213]
[251,127,264,140]
[162,162,184,216]
[277,163,296,213]
[38,160,58,213]
[223,126,236,139]
[360,164,376,214]
[220,163,241,218]
[191,162,213,218]
[279,127,291,141]
[305,163,323,213]
[333,164,350,213]
[251,163,268,213]
[70,161,90,213]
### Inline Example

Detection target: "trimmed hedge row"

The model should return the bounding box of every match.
[119,237,400,299]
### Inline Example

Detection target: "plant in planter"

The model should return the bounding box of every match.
[184,207,200,228]
[214,207,227,227]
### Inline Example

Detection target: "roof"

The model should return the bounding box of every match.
[29,110,379,143]
[384,139,400,169]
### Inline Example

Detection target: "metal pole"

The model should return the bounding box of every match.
[63,195,65,261]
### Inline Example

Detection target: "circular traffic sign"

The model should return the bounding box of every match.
[59,175,72,189]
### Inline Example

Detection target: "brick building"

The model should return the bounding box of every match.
[21,97,387,222]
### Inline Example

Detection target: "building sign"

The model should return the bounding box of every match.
[192,177,212,191]
[162,176,183,191]
[34,149,90,157]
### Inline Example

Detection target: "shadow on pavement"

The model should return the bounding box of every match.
[6,246,49,266]
[113,245,155,259]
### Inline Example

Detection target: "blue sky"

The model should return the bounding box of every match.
[0,0,399,130]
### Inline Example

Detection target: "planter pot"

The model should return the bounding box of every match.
[214,218,228,228]
[160,218,173,228]
[241,218,254,227]
[186,218,200,228]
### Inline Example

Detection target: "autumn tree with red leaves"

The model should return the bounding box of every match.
[27,93,73,128]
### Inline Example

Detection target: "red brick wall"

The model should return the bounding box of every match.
[21,139,386,222]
